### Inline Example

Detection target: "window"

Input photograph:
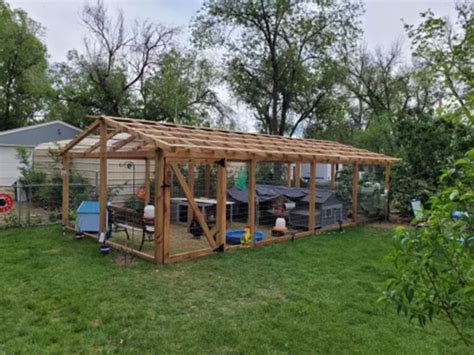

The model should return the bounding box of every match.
[326,208,332,218]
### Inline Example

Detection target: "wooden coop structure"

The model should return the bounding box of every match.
[60,116,400,264]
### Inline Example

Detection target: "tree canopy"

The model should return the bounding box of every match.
[0,0,50,130]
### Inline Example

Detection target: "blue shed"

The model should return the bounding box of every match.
[76,201,108,233]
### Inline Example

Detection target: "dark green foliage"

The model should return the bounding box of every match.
[0,1,50,130]
[193,0,363,135]
[391,112,474,215]
[382,150,474,346]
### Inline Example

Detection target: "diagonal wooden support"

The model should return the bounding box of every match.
[110,135,135,152]
[86,129,121,153]
[170,163,217,249]
[60,119,100,155]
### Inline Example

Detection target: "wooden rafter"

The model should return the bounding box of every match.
[66,116,401,165]
[86,129,121,153]
[60,119,100,155]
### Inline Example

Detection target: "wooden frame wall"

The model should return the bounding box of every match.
[60,116,398,265]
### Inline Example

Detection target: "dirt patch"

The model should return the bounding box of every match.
[112,254,136,265]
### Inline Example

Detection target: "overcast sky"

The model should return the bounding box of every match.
[6,0,458,131]
[8,0,457,64]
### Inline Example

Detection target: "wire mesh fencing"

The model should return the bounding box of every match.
[0,182,95,228]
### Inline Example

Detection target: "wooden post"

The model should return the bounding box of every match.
[154,150,165,264]
[248,159,256,246]
[144,159,150,205]
[384,163,391,222]
[287,163,292,187]
[330,163,336,190]
[99,119,108,238]
[187,162,195,226]
[308,162,316,231]
[295,162,301,187]
[61,154,70,226]
[352,163,359,223]
[162,164,171,261]
[204,164,211,198]
[216,160,227,250]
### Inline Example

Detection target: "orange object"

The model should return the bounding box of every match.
[136,186,146,200]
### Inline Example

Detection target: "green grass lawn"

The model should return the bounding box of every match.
[0,225,469,353]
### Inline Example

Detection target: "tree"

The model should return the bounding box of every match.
[48,0,176,126]
[382,149,474,346]
[405,1,473,124]
[0,0,50,131]
[193,0,363,136]
[138,48,231,126]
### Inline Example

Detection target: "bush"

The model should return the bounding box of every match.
[381,149,474,346]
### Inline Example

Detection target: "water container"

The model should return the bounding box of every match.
[144,205,155,220]
[275,217,286,229]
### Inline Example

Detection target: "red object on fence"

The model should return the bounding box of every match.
[0,193,13,213]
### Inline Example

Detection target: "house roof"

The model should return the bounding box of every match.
[0,120,81,147]
[61,116,400,165]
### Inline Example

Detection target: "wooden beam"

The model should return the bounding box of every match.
[110,135,135,152]
[248,159,256,247]
[165,247,215,264]
[144,159,150,205]
[162,164,171,261]
[187,162,195,226]
[86,129,121,153]
[287,163,292,187]
[330,163,336,190]
[99,119,108,237]
[154,150,165,264]
[68,151,153,159]
[61,154,70,226]
[295,162,301,187]
[384,163,391,222]
[166,148,399,165]
[352,163,359,223]
[204,164,211,198]
[308,162,316,231]
[170,163,217,249]
[216,160,227,249]
[71,229,155,262]
[60,119,100,155]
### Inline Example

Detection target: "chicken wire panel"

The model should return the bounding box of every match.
[254,162,292,242]
[169,163,216,256]
[106,160,155,258]
[358,164,386,222]
[335,164,355,224]
[225,161,251,246]
[68,158,155,258]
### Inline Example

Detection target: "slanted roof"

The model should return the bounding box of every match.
[62,116,400,165]
[0,120,80,147]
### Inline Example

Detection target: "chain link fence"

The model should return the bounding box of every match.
[0,182,95,229]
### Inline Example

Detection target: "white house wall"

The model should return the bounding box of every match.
[0,146,33,186]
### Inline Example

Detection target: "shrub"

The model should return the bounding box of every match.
[381,149,474,346]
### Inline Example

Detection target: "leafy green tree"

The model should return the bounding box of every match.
[391,111,473,215]
[382,149,474,346]
[48,0,176,126]
[193,0,363,136]
[0,0,50,131]
[139,49,229,125]
[405,2,473,124]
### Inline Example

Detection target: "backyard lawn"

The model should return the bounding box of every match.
[0,224,469,353]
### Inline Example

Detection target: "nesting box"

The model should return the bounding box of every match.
[76,201,108,233]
